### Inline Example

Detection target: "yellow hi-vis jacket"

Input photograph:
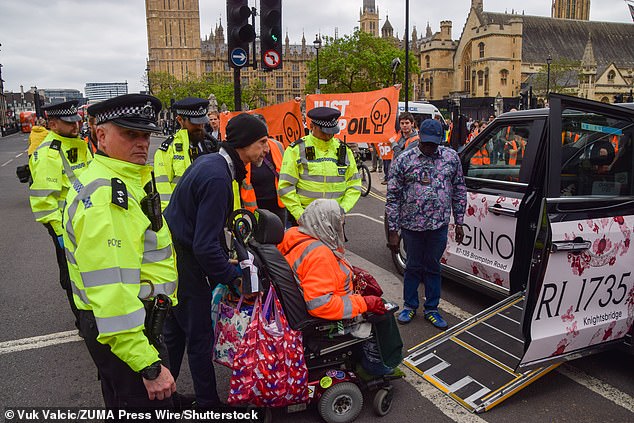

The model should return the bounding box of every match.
[63,154,179,372]
[153,129,193,211]
[29,131,92,236]
[277,134,362,221]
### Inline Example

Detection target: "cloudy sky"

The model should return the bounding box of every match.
[1,0,631,95]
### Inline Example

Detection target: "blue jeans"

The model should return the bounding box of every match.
[401,226,448,313]
[383,160,391,180]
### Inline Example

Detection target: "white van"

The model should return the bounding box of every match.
[396,101,446,127]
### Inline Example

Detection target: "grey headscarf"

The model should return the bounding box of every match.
[298,199,346,259]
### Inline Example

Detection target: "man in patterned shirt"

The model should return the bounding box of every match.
[386,119,467,328]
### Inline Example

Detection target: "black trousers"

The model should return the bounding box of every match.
[45,224,80,330]
[163,243,221,407]
[79,310,173,409]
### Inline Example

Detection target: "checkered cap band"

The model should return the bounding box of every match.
[175,106,207,118]
[46,105,78,117]
[312,118,338,128]
[94,102,157,124]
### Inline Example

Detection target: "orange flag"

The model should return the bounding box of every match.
[219,100,304,148]
[305,86,400,144]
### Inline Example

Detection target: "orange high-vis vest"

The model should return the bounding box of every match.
[505,139,519,166]
[610,135,619,154]
[378,141,393,160]
[470,146,490,165]
[277,227,368,320]
[240,138,285,212]
[561,131,580,145]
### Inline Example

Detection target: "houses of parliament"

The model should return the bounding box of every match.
[145,0,633,106]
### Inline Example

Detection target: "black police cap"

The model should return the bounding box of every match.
[172,97,209,124]
[87,94,162,133]
[42,100,81,123]
[307,107,341,134]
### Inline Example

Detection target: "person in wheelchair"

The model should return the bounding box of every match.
[277,199,400,376]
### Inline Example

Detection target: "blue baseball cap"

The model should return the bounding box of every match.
[419,118,443,144]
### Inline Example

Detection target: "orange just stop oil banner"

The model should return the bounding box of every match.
[219,100,304,148]
[306,86,400,144]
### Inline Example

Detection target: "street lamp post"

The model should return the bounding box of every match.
[145,64,151,95]
[546,55,552,96]
[391,57,401,85]
[313,35,322,94]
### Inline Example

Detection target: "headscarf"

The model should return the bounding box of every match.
[298,199,346,260]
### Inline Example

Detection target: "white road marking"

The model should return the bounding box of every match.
[1,159,13,167]
[16,152,24,158]
[557,364,634,412]
[0,330,82,355]
[346,212,384,225]
[402,366,488,423]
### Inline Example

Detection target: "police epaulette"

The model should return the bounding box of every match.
[49,140,61,151]
[288,137,306,148]
[111,178,128,210]
[158,136,175,152]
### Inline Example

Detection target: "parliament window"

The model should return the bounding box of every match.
[500,69,509,86]
[276,77,284,89]
[478,42,485,58]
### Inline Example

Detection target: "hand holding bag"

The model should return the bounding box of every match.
[227,287,309,407]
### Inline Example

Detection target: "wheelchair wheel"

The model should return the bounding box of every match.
[372,387,394,417]
[318,382,363,423]
[359,164,371,197]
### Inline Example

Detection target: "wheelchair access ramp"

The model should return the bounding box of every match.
[403,292,560,413]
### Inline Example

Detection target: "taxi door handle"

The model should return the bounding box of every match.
[487,205,517,217]
[551,239,592,253]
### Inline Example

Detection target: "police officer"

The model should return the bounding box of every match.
[29,100,91,331]
[153,97,214,210]
[63,94,178,408]
[163,113,269,408]
[277,107,362,223]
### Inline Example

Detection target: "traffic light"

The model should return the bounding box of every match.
[260,0,283,70]
[227,0,255,68]
[519,92,528,110]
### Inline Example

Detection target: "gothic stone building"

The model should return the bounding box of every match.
[420,0,634,102]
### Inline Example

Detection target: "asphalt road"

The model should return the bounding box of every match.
[0,131,632,422]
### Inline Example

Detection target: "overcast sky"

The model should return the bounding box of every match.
[1,0,631,95]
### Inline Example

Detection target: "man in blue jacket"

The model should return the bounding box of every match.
[163,113,269,407]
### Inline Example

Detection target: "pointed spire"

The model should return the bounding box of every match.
[412,25,418,42]
[426,21,432,38]
[581,34,596,68]
[285,31,290,45]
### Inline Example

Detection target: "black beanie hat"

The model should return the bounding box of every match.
[226,113,268,148]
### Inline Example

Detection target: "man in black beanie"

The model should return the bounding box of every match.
[162,113,269,408]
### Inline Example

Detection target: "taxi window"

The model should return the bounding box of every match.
[464,122,532,184]
[560,111,634,197]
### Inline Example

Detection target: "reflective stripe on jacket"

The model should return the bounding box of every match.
[277,227,367,320]
[63,154,178,372]
[153,129,192,211]
[240,138,285,212]
[277,134,362,221]
[29,131,92,235]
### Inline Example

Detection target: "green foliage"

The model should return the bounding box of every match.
[148,71,266,111]
[306,30,419,99]
[531,58,581,96]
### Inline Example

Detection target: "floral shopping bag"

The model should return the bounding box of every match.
[213,295,252,369]
[227,287,309,407]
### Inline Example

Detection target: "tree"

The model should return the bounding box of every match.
[306,30,419,98]
[147,71,266,111]
[531,58,581,96]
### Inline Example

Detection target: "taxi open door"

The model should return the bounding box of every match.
[518,94,634,370]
